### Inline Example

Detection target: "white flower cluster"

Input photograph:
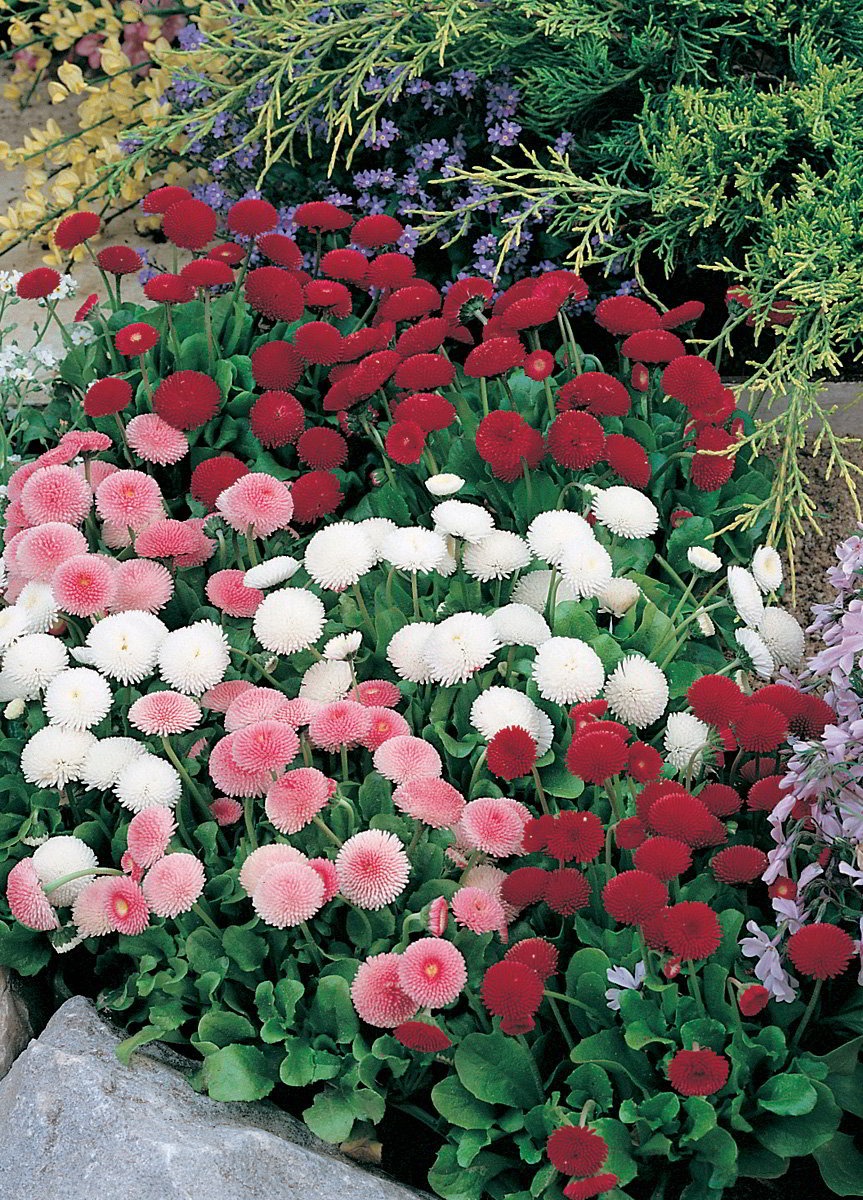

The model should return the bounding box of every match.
[726,544,803,677]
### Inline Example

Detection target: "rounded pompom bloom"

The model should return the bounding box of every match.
[621,328,685,362]
[788,923,855,980]
[143,853,205,917]
[547,1126,609,1178]
[252,859,326,928]
[393,1021,452,1053]
[8,855,62,930]
[250,390,305,448]
[351,953,418,1028]
[687,675,744,726]
[746,774,786,813]
[604,654,669,728]
[308,699,370,751]
[563,1173,619,1199]
[711,844,767,884]
[545,811,605,864]
[253,587,325,655]
[95,468,163,531]
[181,258,234,289]
[566,730,629,784]
[205,569,263,618]
[633,836,692,880]
[452,886,506,934]
[738,984,770,1016]
[399,938,467,1008]
[144,273,196,305]
[557,372,630,417]
[505,937,559,980]
[158,620,230,695]
[475,410,543,480]
[265,767,335,834]
[661,355,723,406]
[258,233,303,269]
[126,414,188,466]
[54,210,100,249]
[42,667,111,731]
[465,336,527,379]
[547,411,606,469]
[592,486,659,540]
[487,725,537,780]
[733,701,788,752]
[691,426,736,491]
[501,866,550,909]
[627,741,663,783]
[290,470,343,523]
[663,901,721,960]
[102,876,150,934]
[85,376,133,418]
[244,266,305,322]
[461,797,527,858]
[595,295,660,335]
[15,522,88,582]
[351,212,403,245]
[603,870,668,925]
[697,783,742,818]
[129,690,201,737]
[17,267,60,299]
[216,472,294,537]
[20,465,92,527]
[615,816,647,851]
[373,735,442,784]
[142,185,191,214]
[114,753,181,812]
[667,1047,729,1096]
[127,807,176,869]
[304,522,375,592]
[98,246,143,276]
[336,830,410,909]
[481,960,543,1021]
[385,420,425,465]
[297,427,348,470]
[115,322,160,356]
[648,791,726,848]
[53,554,116,617]
[251,341,304,390]
[189,455,247,510]
[361,705,410,751]
[152,370,221,431]
[545,867,591,915]
[238,844,308,896]
[226,197,278,235]
[393,778,465,829]
[524,349,555,381]
[161,198,217,249]
[533,637,605,706]
[759,607,805,670]
[209,734,271,798]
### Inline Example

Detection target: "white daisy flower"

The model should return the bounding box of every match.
[86,612,165,685]
[488,603,551,647]
[526,510,593,565]
[735,627,775,679]
[424,612,500,686]
[359,518,398,561]
[243,556,300,589]
[3,698,25,719]
[557,540,614,599]
[16,581,59,633]
[597,578,640,618]
[727,565,764,629]
[510,569,577,612]
[382,527,448,574]
[20,726,96,788]
[113,753,181,812]
[758,607,805,669]
[694,608,716,637]
[323,631,362,660]
[431,500,494,544]
[80,737,145,790]
[752,545,783,593]
[304,522,375,590]
[158,620,230,695]
[298,659,351,701]
[425,474,465,497]
[687,546,722,573]
[43,668,112,730]
[253,588,326,655]
[463,531,531,581]
[0,605,27,650]
[2,633,69,697]
[386,622,435,684]
[664,711,711,773]
[532,637,605,704]
[32,836,98,906]
[604,654,669,727]
[470,686,554,753]
[592,487,659,539]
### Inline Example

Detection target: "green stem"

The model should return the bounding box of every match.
[411,571,420,619]
[531,765,550,816]
[312,813,343,847]
[479,375,489,417]
[42,866,121,895]
[243,795,258,850]
[193,902,221,934]
[353,581,375,638]
[546,993,575,1051]
[543,989,595,1015]
[516,1034,545,1103]
[687,959,706,1016]
[300,920,324,968]
[245,526,260,567]
[791,978,823,1050]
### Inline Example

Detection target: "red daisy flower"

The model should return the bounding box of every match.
[504,937,558,979]
[603,870,667,925]
[691,426,737,492]
[547,1126,609,1177]
[245,267,305,323]
[545,868,591,915]
[190,455,249,508]
[226,197,278,235]
[487,725,537,780]
[304,278,352,318]
[620,329,685,362]
[633,836,692,880]
[661,355,723,406]
[351,213,404,246]
[207,242,246,266]
[143,273,195,305]
[547,410,606,470]
[738,984,770,1016]
[17,268,60,299]
[545,811,604,864]
[524,349,555,381]
[668,1047,729,1096]
[84,377,132,418]
[290,470,343,523]
[392,392,456,432]
[393,353,454,391]
[385,420,425,465]
[734,702,788,752]
[481,960,544,1021]
[595,295,661,335]
[556,372,630,417]
[687,675,744,726]
[660,301,705,329]
[250,340,303,390]
[569,699,609,731]
[442,276,494,323]
[393,1021,452,1052]
[711,844,768,884]
[647,792,727,848]
[366,251,416,290]
[250,391,305,448]
[394,317,448,357]
[114,322,158,356]
[746,775,786,812]
[627,741,663,783]
[294,321,346,365]
[162,198,217,249]
[142,185,191,214]
[563,1174,619,1199]
[152,370,221,431]
[501,866,549,908]
[256,232,303,269]
[320,246,369,283]
[379,283,441,323]
[663,901,721,959]
[604,433,651,487]
[464,336,526,378]
[566,731,629,784]
[53,210,100,249]
[294,201,352,231]
[180,258,234,289]
[787,923,855,980]
[615,816,646,850]
[297,426,347,469]
[697,783,742,817]
[475,411,540,480]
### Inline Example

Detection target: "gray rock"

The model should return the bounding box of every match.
[0,996,435,1200]
[0,968,31,1079]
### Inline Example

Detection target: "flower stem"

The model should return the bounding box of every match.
[42,866,121,895]
[531,765,550,816]
[312,813,343,847]
[687,959,706,1016]
[791,978,823,1050]
[193,902,220,934]
[243,795,258,850]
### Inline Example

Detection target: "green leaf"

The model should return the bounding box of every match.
[455,1032,542,1108]
[756,1073,818,1117]
[201,1044,275,1101]
[308,974,360,1043]
[222,925,268,971]
[569,1029,654,1092]
[303,1090,355,1143]
[754,1081,841,1158]
[538,762,584,799]
[736,1141,789,1179]
[197,1010,256,1048]
[432,1076,497,1130]
[427,1145,511,1200]
[278,1037,316,1086]
[813,1132,863,1196]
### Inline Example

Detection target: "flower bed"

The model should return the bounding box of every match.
[0,194,861,1200]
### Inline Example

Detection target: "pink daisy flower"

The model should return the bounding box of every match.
[230,720,300,773]
[309,700,371,751]
[451,886,507,935]
[15,522,88,582]
[52,553,117,616]
[201,679,255,713]
[427,895,449,937]
[215,473,294,537]
[373,735,442,784]
[361,706,411,751]
[205,569,264,618]
[351,679,402,708]
[393,778,466,829]
[397,938,467,1008]
[129,691,202,737]
[60,430,112,456]
[186,737,208,759]
[460,797,528,858]
[265,767,336,834]
[336,829,411,909]
[6,460,41,504]
[6,857,59,931]
[463,863,519,924]
[95,469,164,531]
[135,518,205,561]
[208,734,273,797]
[308,856,339,902]
[126,413,189,466]
[171,518,215,569]
[252,860,325,927]
[76,460,118,490]
[277,697,321,727]
[239,843,308,895]
[109,558,174,613]
[224,686,285,731]
[72,877,115,936]
[103,876,150,934]
[351,952,418,1028]
[20,464,92,526]
[127,806,176,868]
[209,797,243,825]
[142,853,205,917]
